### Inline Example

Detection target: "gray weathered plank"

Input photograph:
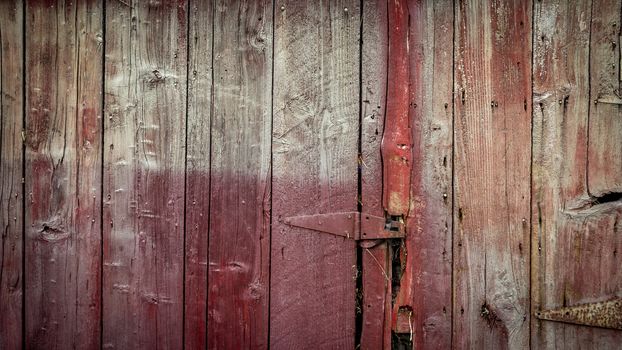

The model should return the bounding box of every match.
[103,1,187,348]
[207,0,273,348]
[533,0,622,348]
[184,0,213,348]
[0,1,24,349]
[453,0,532,348]
[24,1,102,347]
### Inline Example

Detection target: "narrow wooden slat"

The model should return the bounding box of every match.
[184,0,213,348]
[0,2,24,349]
[390,0,454,347]
[453,0,531,348]
[103,1,187,348]
[360,0,391,348]
[207,1,273,348]
[533,0,622,348]
[588,0,622,195]
[24,1,102,348]
[270,1,360,348]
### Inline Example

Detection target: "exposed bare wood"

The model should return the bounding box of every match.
[0,2,24,349]
[207,1,273,348]
[24,1,102,347]
[184,0,212,347]
[453,0,532,348]
[588,0,622,196]
[360,0,391,348]
[533,0,622,348]
[270,1,360,348]
[103,1,187,348]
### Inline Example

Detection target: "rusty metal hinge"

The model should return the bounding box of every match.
[535,298,622,330]
[283,212,405,240]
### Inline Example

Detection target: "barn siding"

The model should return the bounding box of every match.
[24,1,102,348]
[0,0,620,349]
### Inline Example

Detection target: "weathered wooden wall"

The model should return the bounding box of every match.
[1,0,621,349]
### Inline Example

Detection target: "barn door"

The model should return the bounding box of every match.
[532,0,622,348]
[270,1,410,349]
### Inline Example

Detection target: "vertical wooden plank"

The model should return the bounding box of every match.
[532,1,592,348]
[453,0,531,349]
[390,0,454,348]
[185,0,212,348]
[207,1,272,348]
[103,1,187,348]
[360,0,391,348]
[0,1,23,349]
[270,1,360,348]
[533,0,622,348]
[24,0,102,348]
[588,0,622,195]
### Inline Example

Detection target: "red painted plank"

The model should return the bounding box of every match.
[270,1,360,348]
[360,0,392,348]
[382,0,412,217]
[453,0,532,348]
[0,2,24,349]
[24,1,102,348]
[103,1,187,348]
[184,1,213,348]
[390,0,454,348]
[207,1,273,348]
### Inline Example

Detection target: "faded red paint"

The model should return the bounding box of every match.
[382,0,412,217]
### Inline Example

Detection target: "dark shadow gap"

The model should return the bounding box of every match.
[267,0,276,346]
[21,1,27,348]
[354,0,364,347]
[182,0,191,348]
[99,1,107,348]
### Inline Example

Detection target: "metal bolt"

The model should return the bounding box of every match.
[280,5,285,11]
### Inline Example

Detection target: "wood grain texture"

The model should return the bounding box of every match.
[360,0,391,348]
[184,0,212,348]
[0,2,24,349]
[533,0,622,348]
[207,1,272,348]
[103,1,187,348]
[270,1,360,348]
[392,0,454,348]
[588,0,622,196]
[24,0,102,348]
[453,0,531,348]
[382,0,411,217]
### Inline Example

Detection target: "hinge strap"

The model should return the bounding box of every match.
[283,212,405,240]
[535,298,622,330]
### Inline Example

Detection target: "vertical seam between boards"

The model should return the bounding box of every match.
[182,0,191,348]
[206,0,216,348]
[267,0,276,347]
[100,0,106,347]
